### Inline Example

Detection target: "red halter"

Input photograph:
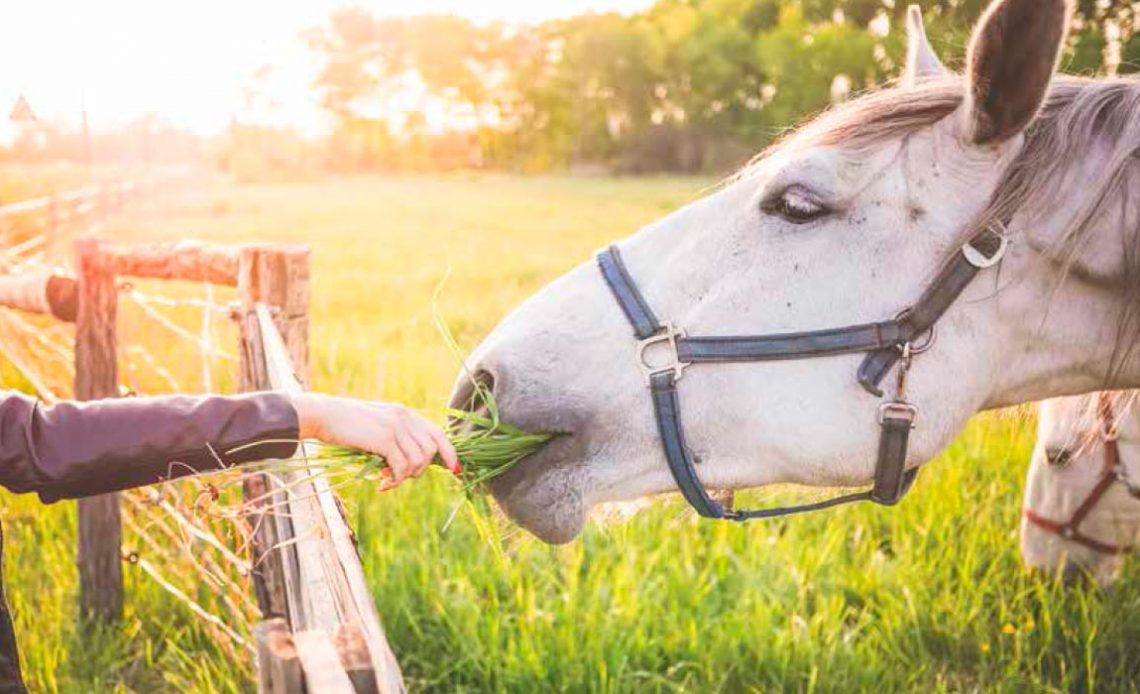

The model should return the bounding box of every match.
[1022,395,1138,556]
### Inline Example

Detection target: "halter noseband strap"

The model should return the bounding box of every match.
[597,225,1008,521]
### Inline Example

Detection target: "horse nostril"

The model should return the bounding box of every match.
[448,369,496,413]
[477,369,495,396]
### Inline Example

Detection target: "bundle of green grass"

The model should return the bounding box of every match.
[276,301,553,494]
[315,386,553,493]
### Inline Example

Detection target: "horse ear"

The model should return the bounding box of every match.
[903,5,946,87]
[962,0,1071,145]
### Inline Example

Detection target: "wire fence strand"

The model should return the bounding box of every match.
[0,256,263,657]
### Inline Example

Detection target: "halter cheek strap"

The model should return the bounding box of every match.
[857,229,1008,395]
[597,228,1006,521]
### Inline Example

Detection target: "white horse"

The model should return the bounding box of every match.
[454,0,1140,544]
[1022,394,1140,586]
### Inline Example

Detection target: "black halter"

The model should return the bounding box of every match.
[596,225,1008,521]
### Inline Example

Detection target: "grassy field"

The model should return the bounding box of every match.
[3,174,1139,692]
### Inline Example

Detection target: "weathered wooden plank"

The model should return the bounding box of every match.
[0,184,96,219]
[239,243,371,690]
[238,245,311,380]
[293,631,357,693]
[255,619,304,694]
[108,240,241,286]
[0,273,78,322]
[241,469,295,622]
[0,181,139,220]
[238,246,307,627]
[256,301,338,633]
[74,237,123,621]
[256,303,405,694]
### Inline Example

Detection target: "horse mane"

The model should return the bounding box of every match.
[743,74,1140,386]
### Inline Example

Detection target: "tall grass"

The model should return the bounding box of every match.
[354,414,1140,692]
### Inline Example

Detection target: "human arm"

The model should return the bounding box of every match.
[0,391,457,502]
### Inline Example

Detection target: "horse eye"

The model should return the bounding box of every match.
[763,189,829,224]
[1046,447,1072,468]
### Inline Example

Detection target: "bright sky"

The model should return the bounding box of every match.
[0,0,652,136]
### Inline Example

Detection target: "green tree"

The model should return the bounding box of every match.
[303,0,1135,174]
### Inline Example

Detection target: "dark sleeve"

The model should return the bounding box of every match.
[0,391,299,503]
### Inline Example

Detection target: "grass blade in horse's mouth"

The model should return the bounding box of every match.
[266,386,556,495]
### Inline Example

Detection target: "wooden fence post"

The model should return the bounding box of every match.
[237,245,310,624]
[239,245,310,388]
[255,619,304,693]
[74,237,123,621]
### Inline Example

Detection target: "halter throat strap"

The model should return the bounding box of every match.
[596,229,1006,521]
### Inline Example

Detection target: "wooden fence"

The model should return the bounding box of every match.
[0,180,167,259]
[0,188,403,692]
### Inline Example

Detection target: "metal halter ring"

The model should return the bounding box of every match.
[962,229,1010,269]
[636,322,691,384]
[893,309,936,355]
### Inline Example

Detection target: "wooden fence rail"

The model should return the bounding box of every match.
[0,225,403,691]
[0,181,161,220]
[251,303,403,692]
[0,180,169,257]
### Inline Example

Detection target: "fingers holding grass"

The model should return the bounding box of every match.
[288,389,553,496]
[431,428,460,475]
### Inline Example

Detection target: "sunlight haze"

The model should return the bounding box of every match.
[1,0,652,135]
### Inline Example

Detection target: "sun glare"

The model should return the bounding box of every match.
[0,0,651,137]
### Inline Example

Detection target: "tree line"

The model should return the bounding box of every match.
[265,0,1140,175]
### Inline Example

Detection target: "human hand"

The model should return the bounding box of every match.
[291,393,459,488]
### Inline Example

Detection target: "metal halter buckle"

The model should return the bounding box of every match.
[880,342,919,429]
[879,401,919,427]
[637,322,691,384]
[962,230,1010,269]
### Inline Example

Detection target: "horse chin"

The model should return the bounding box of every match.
[486,438,589,544]
[1021,527,1122,588]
